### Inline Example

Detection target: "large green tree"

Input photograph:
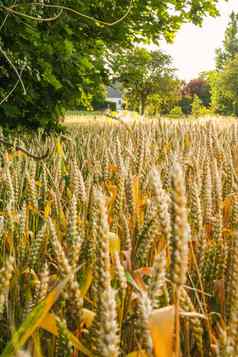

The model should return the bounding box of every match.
[0,2,108,128]
[0,0,220,128]
[208,11,238,115]
[147,77,182,115]
[206,70,231,114]
[216,54,238,115]
[111,47,177,114]
[216,11,238,69]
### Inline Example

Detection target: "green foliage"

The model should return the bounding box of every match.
[216,11,238,69]
[0,9,106,129]
[207,70,232,115]
[146,94,163,116]
[146,78,181,116]
[168,106,183,118]
[157,78,182,115]
[112,47,177,115]
[217,54,238,116]
[182,78,211,107]
[208,11,238,116]
[179,95,192,115]
[0,0,221,128]
[191,95,206,118]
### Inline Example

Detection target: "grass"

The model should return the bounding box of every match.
[0,116,237,356]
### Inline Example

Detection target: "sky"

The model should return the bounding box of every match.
[160,0,238,81]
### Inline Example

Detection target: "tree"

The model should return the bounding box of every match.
[206,70,231,115]
[181,78,211,107]
[112,47,176,115]
[145,77,181,115]
[0,0,220,128]
[191,95,204,118]
[169,106,183,118]
[216,54,238,115]
[207,12,238,116]
[155,77,182,115]
[179,96,192,115]
[216,11,238,69]
[0,3,107,128]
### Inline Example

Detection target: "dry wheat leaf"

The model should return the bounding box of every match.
[39,312,93,356]
[148,305,175,357]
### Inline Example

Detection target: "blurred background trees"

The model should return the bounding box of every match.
[207,10,238,116]
[111,47,177,115]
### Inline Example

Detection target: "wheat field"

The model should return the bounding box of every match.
[0,118,238,356]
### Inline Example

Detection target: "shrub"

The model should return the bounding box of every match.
[168,106,184,118]
[191,95,207,118]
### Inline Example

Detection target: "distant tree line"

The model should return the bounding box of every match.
[109,46,212,117]
[110,10,238,119]
[179,10,238,118]
[208,11,238,116]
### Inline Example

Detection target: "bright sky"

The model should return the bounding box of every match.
[160,0,238,81]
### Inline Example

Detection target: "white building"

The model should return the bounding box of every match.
[106,86,122,111]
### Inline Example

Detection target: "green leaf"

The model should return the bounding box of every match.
[39,313,94,357]
[1,277,69,356]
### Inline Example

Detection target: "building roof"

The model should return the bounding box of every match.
[107,86,122,99]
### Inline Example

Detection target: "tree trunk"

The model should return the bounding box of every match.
[140,95,146,115]
[233,100,238,116]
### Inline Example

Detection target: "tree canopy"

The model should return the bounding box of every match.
[216,11,238,70]
[111,47,177,114]
[0,0,220,128]
[181,78,211,107]
[216,54,238,115]
[207,11,238,116]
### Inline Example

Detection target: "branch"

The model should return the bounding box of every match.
[0,46,26,96]
[0,12,9,31]
[0,0,16,32]
[0,64,26,105]
[1,0,133,26]
[0,138,52,160]
[1,5,64,22]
